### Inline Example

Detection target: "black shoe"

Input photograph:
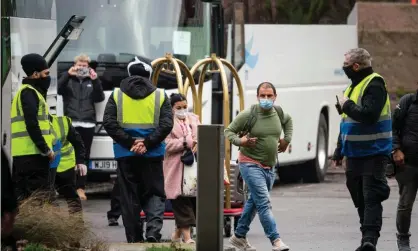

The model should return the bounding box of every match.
[146,236,158,243]
[108,218,119,226]
[360,242,376,251]
[397,234,411,251]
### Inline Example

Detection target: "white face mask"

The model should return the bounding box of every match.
[175,109,187,119]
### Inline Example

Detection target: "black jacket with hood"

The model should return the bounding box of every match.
[392,90,418,165]
[18,79,52,156]
[57,72,105,123]
[103,76,173,158]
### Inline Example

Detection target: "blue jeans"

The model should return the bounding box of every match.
[235,162,280,243]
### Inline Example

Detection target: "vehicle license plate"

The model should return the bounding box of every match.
[90,160,117,170]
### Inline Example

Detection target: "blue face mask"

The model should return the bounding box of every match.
[259,98,274,109]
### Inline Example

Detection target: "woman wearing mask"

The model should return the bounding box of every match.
[164,93,200,243]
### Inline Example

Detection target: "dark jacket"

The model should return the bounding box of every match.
[57,72,105,123]
[103,76,173,158]
[2,147,18,216]
[18,79,51,155]
[392,91,418,165]
[333,67,388,160]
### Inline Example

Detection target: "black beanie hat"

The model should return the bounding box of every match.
[127,57,153,79]
[21,53,48,76]
[169,93,187,107]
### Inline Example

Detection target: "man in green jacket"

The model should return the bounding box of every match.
[225,82,293,251]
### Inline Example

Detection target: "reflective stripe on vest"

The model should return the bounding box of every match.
[11,84,52,157]
[112,88,166,158]
[340,72,392,157]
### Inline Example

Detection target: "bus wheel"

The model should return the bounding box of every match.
[303,113,328,183]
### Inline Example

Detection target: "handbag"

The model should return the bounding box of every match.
[181,141,198,197]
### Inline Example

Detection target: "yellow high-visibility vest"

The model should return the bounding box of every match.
[11,84,52,157]
[113,88,165,129]
[340,72,392,157]
[112,87,166,158]
[51,115,75,172]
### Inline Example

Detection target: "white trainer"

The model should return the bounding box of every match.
[272,238,290,251]
[229,234,255,250]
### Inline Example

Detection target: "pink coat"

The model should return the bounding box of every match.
[163,113,201,199]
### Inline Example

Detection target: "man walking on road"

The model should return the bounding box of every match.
[11,53,55,203]
[58,54,105,201]
[391,84,418,251]
[225,82,293,251]
[334,48,391,251]
[103,57,173,243]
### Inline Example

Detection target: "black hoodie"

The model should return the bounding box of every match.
[392,90,418,165]
[16,78,51,156]
[103,76,173,156]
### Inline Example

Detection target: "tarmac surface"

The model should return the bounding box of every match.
[82,173,418,251]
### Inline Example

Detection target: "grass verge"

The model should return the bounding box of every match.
[10,193,108,251]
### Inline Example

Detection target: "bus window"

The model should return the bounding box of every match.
[55,0,211,91]
[8,0,55,20]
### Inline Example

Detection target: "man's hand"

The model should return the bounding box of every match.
[192,141,197,153]
[278,139,289,153]
[89,68,98,80]
[68,66,78,76]
[47,150,55,162]
[240,134,257,148]
[76,164,88,176]
[1,211,16,236]
[338,95,349,108]
[131,139,147,154]
[393,149,405,166]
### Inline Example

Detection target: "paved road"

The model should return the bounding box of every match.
[82,175,417,251]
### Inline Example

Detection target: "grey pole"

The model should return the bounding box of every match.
[196,125,225,251]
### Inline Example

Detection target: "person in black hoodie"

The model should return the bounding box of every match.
[391,85,418,251]
[11,53,55,203]
[103,57,173,243]
[57,54,105,201]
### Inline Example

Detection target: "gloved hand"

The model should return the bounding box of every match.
[331,148,344,166]
[76,164,88,176]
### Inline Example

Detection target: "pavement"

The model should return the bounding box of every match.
[82,173,418,251]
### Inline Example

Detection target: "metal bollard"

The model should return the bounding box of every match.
[196,125,225,251]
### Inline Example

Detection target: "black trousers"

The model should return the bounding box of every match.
[345,155,391,245]
[74,127,94,189]
[12,154,51,203]
[107,178,122,220]
[54,168,83,214]
[117,156,165,243]
[395,163,418,237]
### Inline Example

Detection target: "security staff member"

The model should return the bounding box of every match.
[50,115,87,214]
[334,48,391,251]
[103,57,173,243]
[11,53,55,203]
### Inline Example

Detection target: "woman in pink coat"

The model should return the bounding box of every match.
[164,93,200,243]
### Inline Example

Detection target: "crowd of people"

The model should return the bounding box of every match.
[1,48,418,251]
